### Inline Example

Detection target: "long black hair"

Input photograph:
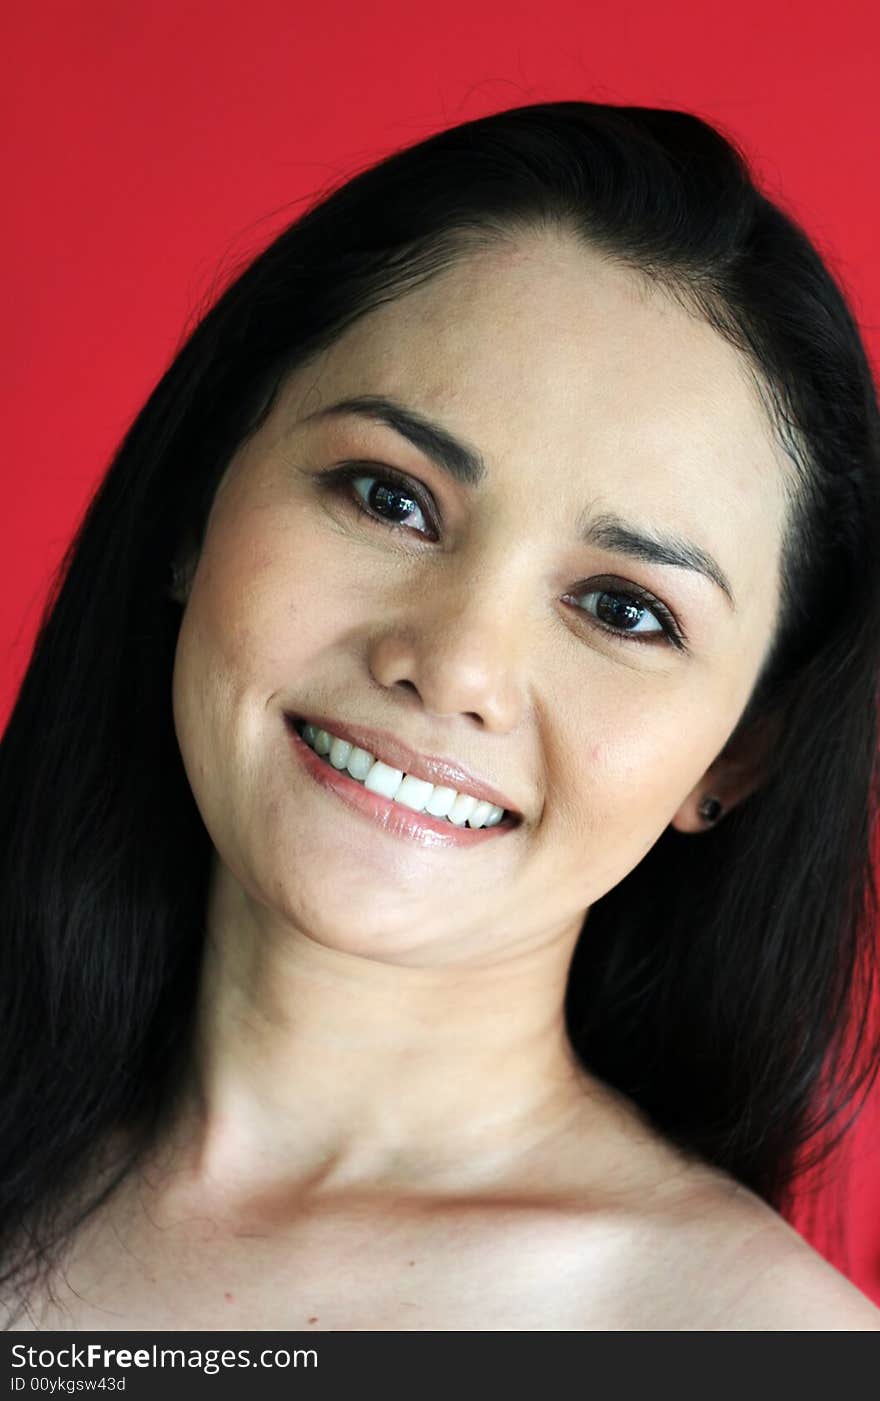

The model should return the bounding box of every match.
[3,100,879,1323]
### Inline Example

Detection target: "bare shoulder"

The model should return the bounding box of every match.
[512,1091,880,1330]
[718,1242,880,1330]
[704,1197,880,1331]
[615,1167,880,1331]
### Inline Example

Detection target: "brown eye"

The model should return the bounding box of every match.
[350,475,429,533]
[324,464,438,539]
[562,580,685,650]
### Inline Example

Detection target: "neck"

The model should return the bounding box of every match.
[158,858,612,1207]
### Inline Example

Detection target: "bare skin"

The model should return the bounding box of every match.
[9,230,880,1330]
[10,1104,880,1331]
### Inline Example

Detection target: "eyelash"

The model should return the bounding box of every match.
[319,463,687,651]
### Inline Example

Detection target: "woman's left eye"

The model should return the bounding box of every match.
[322,465,684,650]
[562,583,683,649]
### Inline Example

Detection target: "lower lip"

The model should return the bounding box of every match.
[284,715,520,850]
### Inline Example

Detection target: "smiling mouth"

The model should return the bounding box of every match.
[288,715,521,830]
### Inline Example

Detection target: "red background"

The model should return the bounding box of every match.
[2,0,879,1304]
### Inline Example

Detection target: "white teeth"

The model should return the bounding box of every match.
[297,722,510,828]
[345,745,375,781]
[329,737,353,769]
[363,760,404,801]
[423,784,458,818]
[394,774,434,812]
[447,793,478,826]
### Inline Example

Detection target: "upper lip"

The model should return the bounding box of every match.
[286,711,523,819]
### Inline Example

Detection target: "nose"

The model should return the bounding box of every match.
[366,557,531,732]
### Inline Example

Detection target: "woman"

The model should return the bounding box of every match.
[2,100,880,1331]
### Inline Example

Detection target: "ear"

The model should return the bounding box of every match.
[166,536,201,606]
[670,707,786,835]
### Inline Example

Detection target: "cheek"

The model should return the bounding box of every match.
[533,710,713,907]
[192,516,364,682]
[556,690,729,834]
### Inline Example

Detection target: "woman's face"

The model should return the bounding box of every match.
[171,231,789,966]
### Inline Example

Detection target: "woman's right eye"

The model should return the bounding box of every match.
[325,465,438,539]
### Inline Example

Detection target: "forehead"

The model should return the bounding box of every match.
[275,233,791,613]
[292,234,787,478]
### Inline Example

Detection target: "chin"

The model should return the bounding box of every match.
[277,884,449,965]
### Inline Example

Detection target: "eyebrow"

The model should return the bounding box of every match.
[300,393,737,611]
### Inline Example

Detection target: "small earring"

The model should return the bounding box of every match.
[698,796,723,824]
